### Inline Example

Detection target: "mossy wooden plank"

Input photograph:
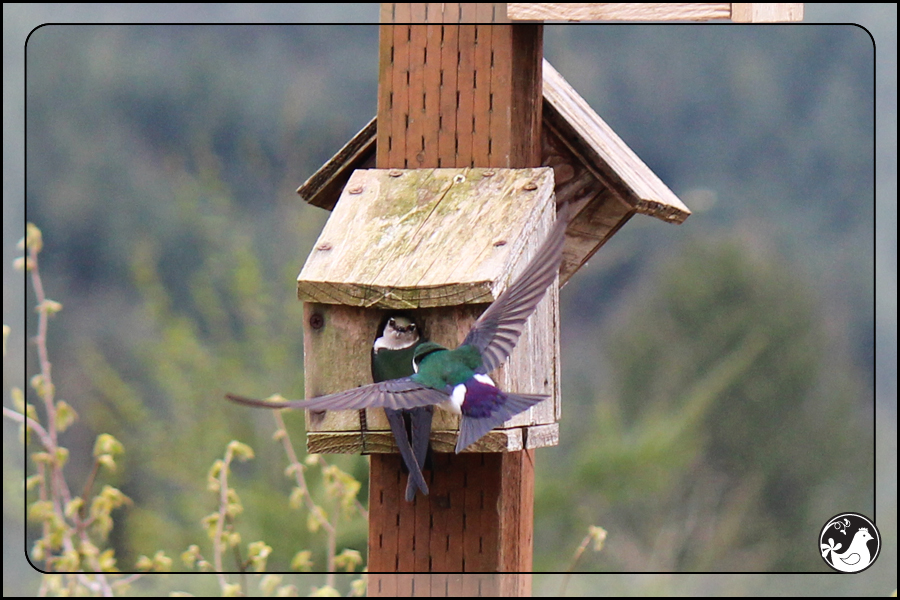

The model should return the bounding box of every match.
[308,426,528,454]
[524,423,559,449]
[302,303,377,434]
[297,167,555,309]
[296,118,376,208]
[307,423,557,455]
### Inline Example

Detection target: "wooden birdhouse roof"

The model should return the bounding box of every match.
[297,167,556,309]
[297,59,690,285]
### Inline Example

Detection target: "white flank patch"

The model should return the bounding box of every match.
[449,384,466,414]
[448,375,496,414]
[473,374,495,386]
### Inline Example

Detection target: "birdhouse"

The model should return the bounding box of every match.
[295,59,689,456]
[298,166,560,454]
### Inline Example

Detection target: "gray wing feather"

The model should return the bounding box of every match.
[462,208,568,374]
[384,408,429,500]
[405,406,433,501]
[226,378,448,411]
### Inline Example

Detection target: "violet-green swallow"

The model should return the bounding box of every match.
[227,207,566,454]
[372,314,432,501]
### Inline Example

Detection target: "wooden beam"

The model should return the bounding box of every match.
[507,2,732,21]
[296,118,377,213]
[507,3,803,22]
[368,3,544,584]
[731,3,804,22]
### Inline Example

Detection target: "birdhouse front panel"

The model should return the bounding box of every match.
[298,167,561,454]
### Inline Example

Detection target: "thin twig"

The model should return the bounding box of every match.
[272,411,337,536]
[213,445,233,587]
[272,411,340,575]
[11,236,114,591]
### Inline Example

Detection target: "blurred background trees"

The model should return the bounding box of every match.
[5,5,893,596]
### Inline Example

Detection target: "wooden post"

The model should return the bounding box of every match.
[369,2,543,591]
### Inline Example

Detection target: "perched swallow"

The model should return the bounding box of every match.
[372,314,432,501]
[227,207,566,454]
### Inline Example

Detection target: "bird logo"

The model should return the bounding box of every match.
[819,513,881,573]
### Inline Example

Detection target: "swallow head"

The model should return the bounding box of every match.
[387,315,418,339]
[375,315,420,351]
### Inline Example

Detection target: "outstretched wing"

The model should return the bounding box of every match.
[461,206,568,374]
[226,378,448,412]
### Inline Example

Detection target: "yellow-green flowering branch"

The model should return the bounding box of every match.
[271,409,337,577]
[8,224,127,593]
[209,440,254,586]
[270,404,367,582]
[560,525,607,595]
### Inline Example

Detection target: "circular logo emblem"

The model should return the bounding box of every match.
[819,512,881,573]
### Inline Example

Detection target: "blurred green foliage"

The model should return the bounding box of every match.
[537,234,873,572]
[16,20,877,585]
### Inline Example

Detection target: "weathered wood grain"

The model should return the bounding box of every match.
[297,167,556,308]
[367,11,545,578]
[542,59,690,223]
[731,3,804,22]
[506,3,803,22]
[507,3,732,21]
